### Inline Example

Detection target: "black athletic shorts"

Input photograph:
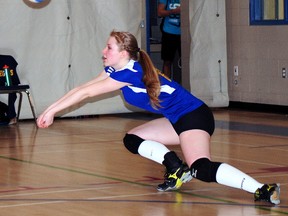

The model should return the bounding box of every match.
[172,104,215,136]
[161,31,181,61]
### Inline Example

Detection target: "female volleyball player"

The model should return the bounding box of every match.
[37,30,280,205]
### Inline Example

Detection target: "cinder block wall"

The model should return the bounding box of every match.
[226,0,288,106]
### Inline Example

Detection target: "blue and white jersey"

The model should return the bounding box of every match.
[105,60,203,123]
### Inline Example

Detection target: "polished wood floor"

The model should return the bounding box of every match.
[0,108,287,215]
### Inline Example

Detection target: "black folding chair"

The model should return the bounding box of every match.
[0,85,37,123]
[1,55,37,124]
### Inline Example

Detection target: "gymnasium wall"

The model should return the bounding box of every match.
[0,0,228,120]
[0,0,144,119]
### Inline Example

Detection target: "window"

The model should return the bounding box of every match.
[250,0,288,25]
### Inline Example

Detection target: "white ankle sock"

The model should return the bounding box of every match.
[216,163,263,193]
[138,140,170,164]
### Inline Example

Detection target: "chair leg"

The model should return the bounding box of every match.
[25,89,37,123]
[16,92,23,122]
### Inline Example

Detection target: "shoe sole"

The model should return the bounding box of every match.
[157,179,182,192]
[157,185,179,192]
[270,183,280,205]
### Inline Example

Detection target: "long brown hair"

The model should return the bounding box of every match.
[110,30,161,109]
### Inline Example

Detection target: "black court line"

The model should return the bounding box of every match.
[215,120,288,137]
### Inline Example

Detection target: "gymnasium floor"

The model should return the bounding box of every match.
[0,108,287,215]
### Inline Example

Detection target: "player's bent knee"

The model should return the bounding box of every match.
[123,133,144,154]
[190,158,221,183]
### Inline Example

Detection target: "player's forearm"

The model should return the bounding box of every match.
[45,71,107,115]
[44,86,89,116]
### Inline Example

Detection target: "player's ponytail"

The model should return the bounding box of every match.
[138,50,161,109]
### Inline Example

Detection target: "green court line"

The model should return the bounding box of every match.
[1,155,287,214]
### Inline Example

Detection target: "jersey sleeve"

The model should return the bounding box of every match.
[104,61,143,86]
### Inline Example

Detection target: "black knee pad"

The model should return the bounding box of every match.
[190,158,221,183]
[123,133,144,154]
